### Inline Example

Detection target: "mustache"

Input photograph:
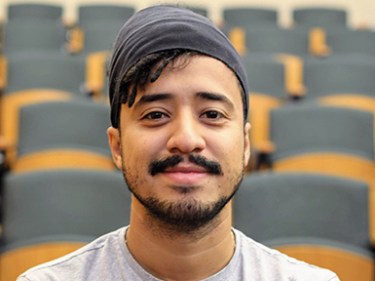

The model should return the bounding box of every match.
[149,154,223,176]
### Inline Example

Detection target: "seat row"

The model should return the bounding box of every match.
[1,99,113,171]
[0,51,110,168]
[0,3,359,28]
[0,169,131,281]
[0,4,133,56]
[1,21,373,66]
[2,97,374,172]
[235,172,374,281]
[227,25,375,58]
[1,41,374,102]
[1,3,373,58]
[1,52,374,168]
[242,54,375,160]
[0,169,373,281]
[1,100,374,251]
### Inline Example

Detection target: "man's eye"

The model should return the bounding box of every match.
[144,111,166,120]
[203,111,222,119]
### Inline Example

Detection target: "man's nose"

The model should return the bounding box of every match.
[166,114,206,154]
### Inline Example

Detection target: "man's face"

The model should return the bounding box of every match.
[108,55,250,232]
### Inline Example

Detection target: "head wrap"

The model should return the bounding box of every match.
[109,5,249,128]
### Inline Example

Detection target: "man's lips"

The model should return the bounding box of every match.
[149,154,222,176]
[160,165,209,184]
[165,165,207,173]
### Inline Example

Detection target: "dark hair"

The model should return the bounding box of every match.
[114,49,247,126]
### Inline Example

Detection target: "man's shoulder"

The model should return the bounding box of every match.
[233,229,340,281]
[17,228,126,281]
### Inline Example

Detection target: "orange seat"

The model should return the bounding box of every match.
[268,238,374,281]
[0,238,89,281]
[0,89,72,166]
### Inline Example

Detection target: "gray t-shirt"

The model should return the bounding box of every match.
[18,227,339,281]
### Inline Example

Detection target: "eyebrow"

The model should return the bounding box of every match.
[134,93,172,108]
[196,92,235,110]
[134,92,235,110]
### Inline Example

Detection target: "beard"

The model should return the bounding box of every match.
[128,185,240,234]
[121,156,244,235]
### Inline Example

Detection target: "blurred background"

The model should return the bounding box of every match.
[0,1,375,281]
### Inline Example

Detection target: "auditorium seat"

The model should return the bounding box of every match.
[266,237,375,281]
[244,26,310,57]
[235,172,370,248]
[3,52,87,95]
[7,3,63,22]
[0,235,92,281]
[270,104,374,165]
[1,169,130,245]
[77,4,135,28]
[292,7,348,28]
[303,57,375,98]
[326,29,375,58]
[12,100,114,173]
[234,172,374,280]
[0,52,89,165]
[1,20,67,55]
[222,7,279,55]
[76,22,121,55]
[242,54,295,164]
[269,105,375,242]
[0,90,72,166]
[223,7,278,27]
[302,57,375,113]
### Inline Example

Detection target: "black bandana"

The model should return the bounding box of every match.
[109,5,249,128]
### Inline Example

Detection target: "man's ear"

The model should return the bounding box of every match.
[107,127,123,170]
[244,122,251,166]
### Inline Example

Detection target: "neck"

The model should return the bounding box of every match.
[125,199,235,281]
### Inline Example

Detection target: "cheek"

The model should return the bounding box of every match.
[121,145,149,193]
[210,130,246,163]
[120,132,164,173]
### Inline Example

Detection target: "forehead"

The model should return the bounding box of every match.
[137,55,243,103]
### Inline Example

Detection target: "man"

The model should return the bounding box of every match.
[18,5,339,281]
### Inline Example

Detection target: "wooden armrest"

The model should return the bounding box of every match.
[275,54,306,98]
[255,141,276,154]
[250,141,275,171]
[86,51,110,98]
[66,26,84,54]
[0,135,11,168]
[309,28,331,57]
[228,27,247,56]
[0,54,8,89]
[0,136,10,150]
